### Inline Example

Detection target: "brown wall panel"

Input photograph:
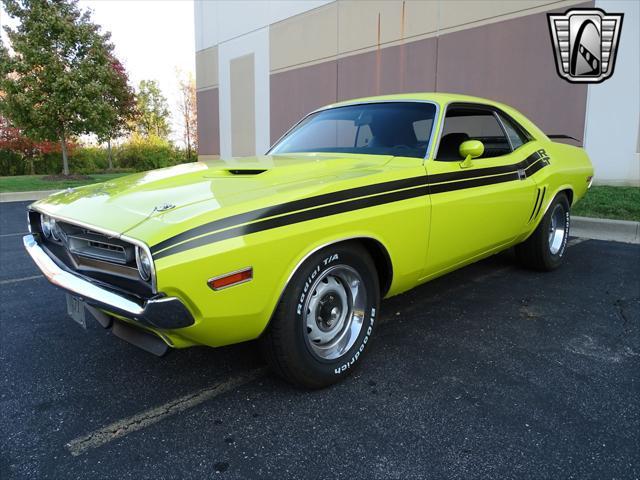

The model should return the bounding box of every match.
[337,37,438,101]
[435,3,591,141]
[270,60,338,143]
[196,88,219,156]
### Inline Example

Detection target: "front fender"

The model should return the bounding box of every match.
[151,192,428,348]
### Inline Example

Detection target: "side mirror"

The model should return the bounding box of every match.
[458,140,484,168]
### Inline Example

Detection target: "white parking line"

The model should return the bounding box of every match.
[65,368,266,456]
[0,232,26,238]
[0,274,43,285]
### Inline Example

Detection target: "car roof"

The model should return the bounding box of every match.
[320,92,507,110]
[316,92,547,141]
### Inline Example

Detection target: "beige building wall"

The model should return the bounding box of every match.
[195,46,220,157]
[230,54,256,157]
[197,0,600,164]
[197,0,592,155]
[266,0,592,144]
[195,47,219,90]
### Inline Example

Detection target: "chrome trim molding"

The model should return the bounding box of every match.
[537,187,574,222]
[267,99,441,162]
[261,235,393,337]
[430,101,537,163]
[493,111,515,152]
[29,207,157,293]
[207,266,254,291]
[23,234,193,329]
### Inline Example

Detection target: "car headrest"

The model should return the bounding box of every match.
[437,132,470,160]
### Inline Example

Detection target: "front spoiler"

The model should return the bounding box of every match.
[23,234,194,330]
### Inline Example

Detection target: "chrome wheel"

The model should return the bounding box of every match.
[548,203,567,255]
[303,265,366,360]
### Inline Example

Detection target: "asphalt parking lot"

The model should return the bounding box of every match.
[1,200,638,480]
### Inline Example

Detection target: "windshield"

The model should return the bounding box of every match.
[269,102,437,159]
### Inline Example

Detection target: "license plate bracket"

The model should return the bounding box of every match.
[66,294,87,329]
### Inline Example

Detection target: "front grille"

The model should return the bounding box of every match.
[65,229,134,265]
[28,211,153,299]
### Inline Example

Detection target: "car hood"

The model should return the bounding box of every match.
[32,153,393,242]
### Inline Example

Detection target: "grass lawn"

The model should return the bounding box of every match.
[0,173,130,193]
[573,186,640,222]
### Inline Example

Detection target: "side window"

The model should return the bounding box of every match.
[436,107,511,161]
[498,113,528,150]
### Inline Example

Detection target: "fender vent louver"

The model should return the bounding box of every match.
[528,186,547,223]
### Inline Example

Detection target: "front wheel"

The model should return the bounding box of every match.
[261,243,380,389]
[516,193,570,271]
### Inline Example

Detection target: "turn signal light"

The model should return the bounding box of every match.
[208,268,253,291]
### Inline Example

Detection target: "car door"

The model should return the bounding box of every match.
[422,103,539,278]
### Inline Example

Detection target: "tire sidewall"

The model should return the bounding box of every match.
[541,194,570,268]
[284,245,380,385]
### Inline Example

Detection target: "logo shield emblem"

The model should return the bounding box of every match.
[547,8,623,83]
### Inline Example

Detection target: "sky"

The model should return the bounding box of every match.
[1,0,196,145]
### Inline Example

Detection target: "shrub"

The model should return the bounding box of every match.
[0,149,26,176]
[115,135,191,172]
[69,146,110,173]
[0,136,194,176]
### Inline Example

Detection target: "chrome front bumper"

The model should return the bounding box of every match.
[23,234,194,329]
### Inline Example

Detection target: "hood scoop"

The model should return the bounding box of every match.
[204,168,267,178]
[227,169,267,175]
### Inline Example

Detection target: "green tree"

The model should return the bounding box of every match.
[176,70,197,161]
[0,0,137,175]
[135,80,171,139]
[97,57,137,169]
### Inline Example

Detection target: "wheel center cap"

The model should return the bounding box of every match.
[317,294,342,331]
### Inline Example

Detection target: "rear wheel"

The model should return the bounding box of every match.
[261,243,380,389]
[516,193,570,271]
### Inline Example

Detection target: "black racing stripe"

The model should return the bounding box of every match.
[154,185,429,260]
[429,171,520,194]
[528,189,542,222]
[152,151,545,254]
[525,158,548,177]
[427,151,541,184]
[150,175,428,254]
[153,152,552,259]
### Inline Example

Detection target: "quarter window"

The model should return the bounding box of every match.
[498,113,528,150]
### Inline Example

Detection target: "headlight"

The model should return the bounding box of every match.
[135,246,153,281]
[50,218,61,241]
[40,215,52,238]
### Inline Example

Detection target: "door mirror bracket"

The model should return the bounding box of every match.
[458,140,484,169]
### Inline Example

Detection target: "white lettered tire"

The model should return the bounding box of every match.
[516,193,571,271]
[261,242,380,389]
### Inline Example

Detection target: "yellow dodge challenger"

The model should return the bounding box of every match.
[24,93,593,388]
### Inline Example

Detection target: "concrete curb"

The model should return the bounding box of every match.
[572,216,640,244]
[0,190,60,203]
